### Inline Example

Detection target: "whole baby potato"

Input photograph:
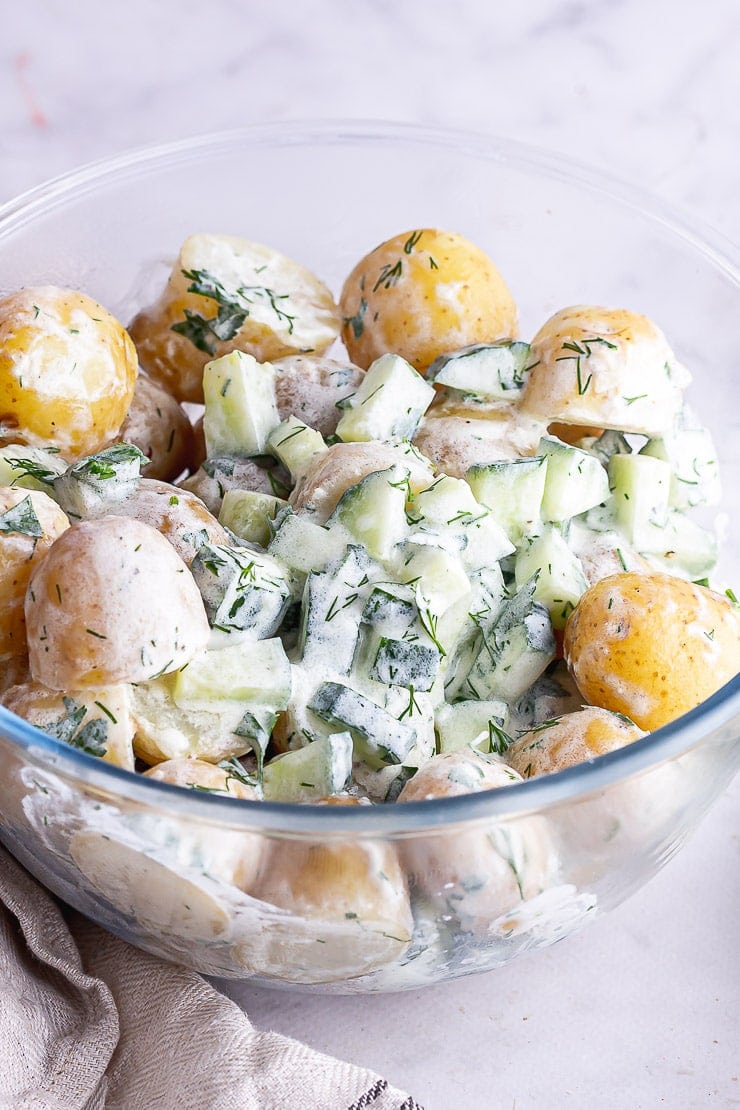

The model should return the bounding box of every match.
[520,306,690,436]
[128,234,341,404]
[339,228,518,372]
[0,487,69,660]
[507,706,648,779]
[25,515,210,689]
[0,287,138,460]
[564,572,740,730]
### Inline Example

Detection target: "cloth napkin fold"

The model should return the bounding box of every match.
[0,847,422,1110]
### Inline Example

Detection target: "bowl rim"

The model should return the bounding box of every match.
[0,119,738,834]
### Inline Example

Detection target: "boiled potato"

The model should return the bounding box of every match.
[564,572,740,730]
[0,287,138,460]
[2,680,136,771]
[398,751,555,934]
[520,306,690,436]
[250,797,413,982]
[96,478,230,565]
[340,229,518,372]
[290,439,435,521]
[128,234,341,404]
[0,487,69,660]
[272,354,365,437]
[507,706,648,778]
[414,394,546,478]
[118,372,195,482]
[25,515,210,689]
[144,758,263,891]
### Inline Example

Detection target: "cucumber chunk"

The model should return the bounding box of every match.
[190,542,292,640]
[268,508,349,573]
[299,545,370,673]
[336,353,435,442]
[462,578,556,701]
[435,698,510,754]
[203,351,280,457]
[308,681,417,768]
[467,457,547,544]
[538,436,609,522]
[262,732,353,801]
[411,475,513,570]
[172,638,292,708]
[640,405,721,510]
[329,465,410,561]
[370,637,440,692]
[219,489,287,546]
[268,416,327,481]
[0,446,67,493]
[607,453,671,548]
[53,444,147,519]
[515,526,589,629]
[427,341,532,399]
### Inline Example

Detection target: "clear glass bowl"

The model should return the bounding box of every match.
[0,121,738,992]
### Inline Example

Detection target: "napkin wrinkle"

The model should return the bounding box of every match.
[0,847,421,1110]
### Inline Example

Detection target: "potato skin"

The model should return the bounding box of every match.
[564,572,740,730]
[25,515,210,689]
[0,487,69,660]
[339,229,518,372]
[0,287,138,460]
[118,372,195,482]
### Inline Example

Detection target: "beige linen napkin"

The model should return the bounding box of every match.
[0,847,422,1110]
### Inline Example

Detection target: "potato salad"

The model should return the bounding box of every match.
[1,227,738,981]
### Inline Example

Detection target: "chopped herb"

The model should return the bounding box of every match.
[372,259,403,292]
[172,267,296,354]
[93,701,118,724]
[85,628,108,640]
[0,496,43,538]
[403,230,423,254]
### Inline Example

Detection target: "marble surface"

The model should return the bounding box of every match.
[1,2,738,1108]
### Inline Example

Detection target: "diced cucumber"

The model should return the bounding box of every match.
[203,351,279,457]
[640,406,721,510]
[396,544,472,655]
[607,453,671,548]
[466,457,547,543]
[172,638,292,708]
[638,510,717,578]
[0,446,66,492]
[336,353,435,442]
[219,488,287,546]
[462,579,556,701]
[361,584,418,633]
[190,542,292,639]
[268,508,349,573]
[515,526,589,629]
[262,732,353,802]
[538,436,609,522]
[412,475,481,525]
[329,465,409,561]
[53,444,147,519]
[427,341,532,399]
[411,475,513,571]
[435,698,510,754]
[370,637,440,692]
[299,545,370,673]
[308,681,417,768]
[268,417,327,481]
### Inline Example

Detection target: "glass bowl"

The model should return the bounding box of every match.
[0,121,738,992]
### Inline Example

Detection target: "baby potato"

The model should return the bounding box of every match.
[100,478,230,565]
[118,372,195,482]
[25,515,210,689]
[564,572,740,730]
[0,487,69,660]
[0,286,138,460]
[398,751,555,934]
[273,354,365,437]
[520,306,690,436]
[144,758,263,891]
[414,395,546,478]
[290,439,435,522]
[339,229,518,372]
[507,706,648,779]
[250,798,414,982]
[128,234,341,404]
[2,680,136,771]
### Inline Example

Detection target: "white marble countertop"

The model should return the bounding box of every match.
[1,3,738,1107]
